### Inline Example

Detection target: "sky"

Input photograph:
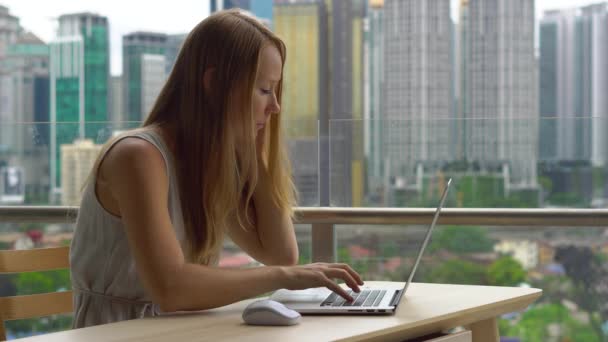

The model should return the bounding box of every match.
[1,0,603,75]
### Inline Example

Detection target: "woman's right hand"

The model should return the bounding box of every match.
[278,263,365,301]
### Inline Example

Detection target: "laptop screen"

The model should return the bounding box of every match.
[398,178,452,297]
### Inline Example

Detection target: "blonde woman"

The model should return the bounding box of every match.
[69,9,363,328]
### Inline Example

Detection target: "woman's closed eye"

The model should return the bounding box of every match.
[260,88,272,95]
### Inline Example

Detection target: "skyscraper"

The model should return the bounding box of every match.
[0,31,50,203]
[328,0,366,207]
[122,32,168,122]
[50,12,110,201]
[60,139,102,205]
[140,54,166,118]
[273,0,328,206]
[365,0,385,203]
[383,0,453,195]
[110,75,124,125]
[210,0,273,25]
[165,33,187,74]
[273,0,365,206]
[456,0,469,161]
[539,4,608,166]
[461,0,537,190]
[590,5,608,168]
[0,5,20,58]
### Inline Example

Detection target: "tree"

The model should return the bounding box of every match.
[487,256,526,286]
[555,246,607,341]
[7,270,72,336]
[529,275,573,305]
[430,226,494,254]
[500,303,601,342]
[420,259,487,285]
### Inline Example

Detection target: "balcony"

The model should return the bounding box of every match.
[1,118,608,340]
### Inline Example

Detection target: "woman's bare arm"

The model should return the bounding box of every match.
[102,138,361,312]
[226,160,298,266]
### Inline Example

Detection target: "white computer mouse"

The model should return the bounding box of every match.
[242,299,301,326]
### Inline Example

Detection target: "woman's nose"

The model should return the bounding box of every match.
[268,98,280,115]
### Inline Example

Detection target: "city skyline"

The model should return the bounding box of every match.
[0,0,601,75]
[2,0,608,207]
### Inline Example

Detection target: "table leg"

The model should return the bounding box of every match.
[468,317,499,342]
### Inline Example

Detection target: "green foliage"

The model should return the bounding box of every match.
[487,256,526,286]
[500,304,601,342]
[430,226,494,254]
[548,192,587,207]
[422,259,487,285]
[298,241,311,265]
[14,269,71,295]
[538,175,553,194]
[352,259,370,277]
[592,167,605,198]
[457,175,504,207]
[6,315,73,338]
[529,275,572,304]
[380,241,399,258]
[555,246,607,340]
[337,247,351,265]
[7,270,73,336]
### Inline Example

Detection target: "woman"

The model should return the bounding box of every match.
[70,9,363,328]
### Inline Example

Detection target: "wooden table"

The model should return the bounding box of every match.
[12,282,542,342]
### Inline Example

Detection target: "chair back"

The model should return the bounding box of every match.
[0,246,72,340]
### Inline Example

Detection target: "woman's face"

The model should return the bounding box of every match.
[252,44,282,135]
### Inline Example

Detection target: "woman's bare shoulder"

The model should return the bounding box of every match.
[99,136,167,183]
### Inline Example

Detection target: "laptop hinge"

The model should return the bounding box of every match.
[389,290,403,307]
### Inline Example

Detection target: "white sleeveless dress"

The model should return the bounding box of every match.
[69,129,212,328]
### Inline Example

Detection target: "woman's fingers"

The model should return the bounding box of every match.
[322,268,361,293]
[331,263,364,286]
[319,275,353,301]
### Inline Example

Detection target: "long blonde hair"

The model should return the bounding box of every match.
[93,10,296,264]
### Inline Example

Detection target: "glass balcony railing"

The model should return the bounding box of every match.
[1,117,608,341]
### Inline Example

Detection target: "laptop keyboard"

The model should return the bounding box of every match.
[320,289,387,307]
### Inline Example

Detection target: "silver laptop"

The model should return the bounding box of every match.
[270,178,452,314]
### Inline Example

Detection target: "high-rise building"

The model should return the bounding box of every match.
[0,32,50,203]
[0,5,21,58]
[165,33,187,74]
[123,32,167,122]
[274,0,365,206]
[539,4,608,166]
[328,0,366,207]
[141,54,166,118]
[461,0,537,190]
[211,0,273,25]
[383,0,453,194]
[274,0,328,206]
[1,32,49,149]
[591,6,608,168]
[110,75,124,125]
[456,0,469,161]
[365,0,385,203]
[60,139,102,205]
[50,12,110,201]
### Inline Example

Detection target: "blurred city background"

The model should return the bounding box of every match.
[1,0,608,340]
